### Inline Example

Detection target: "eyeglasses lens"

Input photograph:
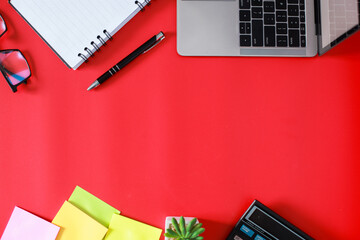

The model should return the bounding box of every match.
[0,50,31,85]
[0,16,6,37]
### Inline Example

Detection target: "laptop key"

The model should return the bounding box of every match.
[288,5,299,16]
[277,36,288,47]
[240,23,246,34]
[300,24,306,34]
[246,23,251,34]
[264,14,275,24]
[276,11,287,22]
[299,0,305,10]
[264,1,275,12]
[300,11,305,22]
[288,17,299,28]
[240,0,251,9]
[288,0,298,3]
[240,10,251,21]
[289,30,300,47]
[240,35,252,46]
[301,36,306,47]
[276,0,286,9]
[265,26,276,46]
[252,7,263,18]
[252,20,264,46]
[252,0,263,6]
[276,23,287,34]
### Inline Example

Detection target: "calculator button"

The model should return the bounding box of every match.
[255,235,266,240]
[240,225,255,238]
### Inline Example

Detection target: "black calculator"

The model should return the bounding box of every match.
[226,200,314,240]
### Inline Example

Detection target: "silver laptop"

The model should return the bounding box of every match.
[177,0,360,57]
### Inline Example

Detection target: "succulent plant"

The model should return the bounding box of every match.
[164,216,205,240]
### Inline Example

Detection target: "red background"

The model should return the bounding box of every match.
[1,0,360,239]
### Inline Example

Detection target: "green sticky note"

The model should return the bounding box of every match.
[105,214,162,240]
[68,186,120,228]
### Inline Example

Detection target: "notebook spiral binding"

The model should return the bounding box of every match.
[135,1,144,11]
[135,0,151,11]
[78,1,151,63]
[78,30,110,62]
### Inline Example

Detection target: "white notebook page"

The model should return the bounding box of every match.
[10,0,146,69]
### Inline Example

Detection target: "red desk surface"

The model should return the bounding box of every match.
[0,1,360,239]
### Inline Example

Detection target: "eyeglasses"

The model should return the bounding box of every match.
[0,14,31,93]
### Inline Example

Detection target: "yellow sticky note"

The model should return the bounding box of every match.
[52,201,108,240]
[105,214,162,240]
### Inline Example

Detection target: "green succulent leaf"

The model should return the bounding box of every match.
[164,232,179,238]
[195,237,204,240]
[179,217,186,236]
[171,218,182,235]
[166,229,179,236]
[186,218,198,233]
[190,228,205,238]
[191,223,203,232]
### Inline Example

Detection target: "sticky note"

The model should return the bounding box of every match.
[0,206,60,240]
[68,186,120,227]
[104,214,162,240]
[52,201,108,240]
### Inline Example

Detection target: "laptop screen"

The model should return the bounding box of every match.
[318,0,360,55]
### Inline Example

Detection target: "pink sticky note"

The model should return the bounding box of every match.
[1,206,60,240]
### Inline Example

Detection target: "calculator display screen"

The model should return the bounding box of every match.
[247,208,304,240]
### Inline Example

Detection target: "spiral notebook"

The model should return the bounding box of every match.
[9,0,151,70]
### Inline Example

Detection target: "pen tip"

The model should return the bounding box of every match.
[87,81,100,91]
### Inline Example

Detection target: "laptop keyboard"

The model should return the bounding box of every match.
[239,0,306,48]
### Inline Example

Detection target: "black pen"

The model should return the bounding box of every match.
[87,31,165,91]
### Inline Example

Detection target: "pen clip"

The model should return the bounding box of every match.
[143,32,165,54]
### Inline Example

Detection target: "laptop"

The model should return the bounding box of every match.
[177,0,360,57]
